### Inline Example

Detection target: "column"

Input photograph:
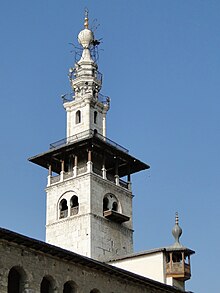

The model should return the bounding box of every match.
[87,149,93,173]
[103,113,106,137]
[127,170,132,191]
[102,155,107,179]
[60,160,64,181]
[47,164,52,186]
[73,155,78,177]
[114,158,119,186]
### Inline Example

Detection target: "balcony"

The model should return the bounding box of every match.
[49,130,129,154]
[48,165,130,191]
[103,210,130,224]
[166,262,191,280]
[60,209,68,219]
[70,206,79,216]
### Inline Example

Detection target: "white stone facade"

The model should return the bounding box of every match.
[46,172,133,262]
[64,95,108,139]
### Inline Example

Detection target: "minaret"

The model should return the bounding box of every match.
[64,11,109,139]
[29,12,149,262]
[165,213,195,290]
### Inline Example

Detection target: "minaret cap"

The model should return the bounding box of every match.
[78,9,94,49]
[172,212,183,247]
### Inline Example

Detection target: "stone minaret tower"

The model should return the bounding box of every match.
[29,12,149,262]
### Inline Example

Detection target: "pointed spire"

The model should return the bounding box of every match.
[172,212,183,247]
[84,8,89,29]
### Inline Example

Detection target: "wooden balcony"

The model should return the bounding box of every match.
[103,210,130,224]
[166,262,191,281]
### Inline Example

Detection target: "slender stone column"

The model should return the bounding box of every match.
[103,113,106,137]
[87,149,93,173]
[73,155,78,177]
[60,160,64,181]
[102,155,107,179]
[47,164,52,186]
[115,158,119,186]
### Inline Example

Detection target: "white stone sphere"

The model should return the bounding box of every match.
[78,29,94,48]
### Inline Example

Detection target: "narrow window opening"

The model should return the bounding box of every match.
[94,111,97,124]
[63,282,75,293]
[40,277,53,293]
[8,267,21,293]
[76,110,81,124]
[103,197,109,212]
[173,252,182,263]
[60,199,68,219]
[166,254,170,263]
[70,195,79,216]
[112,201,118,211]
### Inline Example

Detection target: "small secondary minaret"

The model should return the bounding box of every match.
[165,213,194,290]
[29,12,149,262]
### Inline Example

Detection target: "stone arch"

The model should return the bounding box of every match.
[57,191,79,219]
[8,265,27,293]
[63,280,77,293]
[40,275,56,293]
[90,289,100,293]
[103,193,121,213]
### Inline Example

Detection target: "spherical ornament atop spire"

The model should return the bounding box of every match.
[172,212,183,245]
[78,10,94,49]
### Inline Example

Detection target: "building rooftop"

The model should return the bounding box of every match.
[0,227,184,293]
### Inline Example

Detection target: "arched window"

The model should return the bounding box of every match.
[103,193,121,214]
[60,199,68,219]
[63,281,76,293]
[112,201,118,211]
[8,267,24,293]
[90,289,100,293]
[103,197,109,212]
[94,111,97,124]
[76,110,81,124]
[40,277,53,293]
[70,195,79,216]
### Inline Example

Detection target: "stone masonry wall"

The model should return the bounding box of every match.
[0,238,182,293]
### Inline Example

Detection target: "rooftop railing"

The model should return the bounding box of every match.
[49,130,128,153]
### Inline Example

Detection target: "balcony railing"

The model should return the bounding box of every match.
[50,175,60,184]
[60,209,68,219]
[49,166,130,190]
[49,130,129,153]
[70,206,79,216]
[78,166,87,175]
[166,262,191,276]
[119,179,129,189]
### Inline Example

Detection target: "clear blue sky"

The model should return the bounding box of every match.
[0,1,219,292]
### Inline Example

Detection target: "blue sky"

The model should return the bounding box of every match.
[0,1,219,292]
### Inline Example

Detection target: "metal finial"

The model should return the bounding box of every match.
[172,212,182,246]
[175,212,179,225]
[84,8,89,29]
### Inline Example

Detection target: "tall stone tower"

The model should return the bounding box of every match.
[29,12,149,262]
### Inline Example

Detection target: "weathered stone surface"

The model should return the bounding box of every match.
[46,172,133,262]
[0,234,182,293]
